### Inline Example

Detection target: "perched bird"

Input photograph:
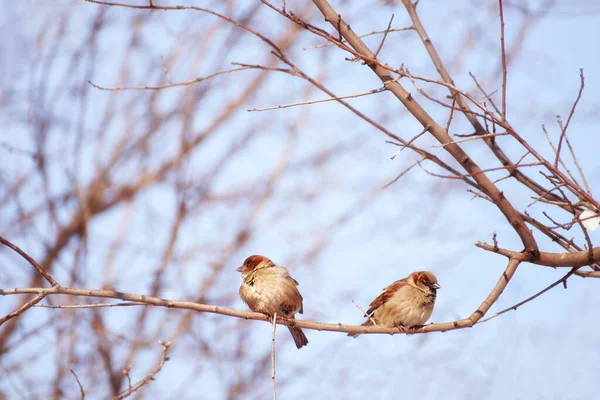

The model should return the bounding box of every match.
[349,271,439,338]
[237,255,308,349]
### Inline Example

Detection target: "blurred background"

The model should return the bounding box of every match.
[1,0,599,399]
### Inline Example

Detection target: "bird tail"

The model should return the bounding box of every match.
[288,326,308,349]
[348,319,373,338]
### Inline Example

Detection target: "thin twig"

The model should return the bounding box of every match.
[541,124,581,189]
[89,66,252,91]
[303,26,413,50]
[431,132,509,147]
[564,126,592,195]
[390,126,429,159]
[469,72,502,116]
[159,56,173,84]
[248,87,386,112]
[34,302,146,309]
[374,14,394,58]
[418,161,542,180]
[0,236,59,286]
[553,184,594,261]
[382,157,425,188]
[352,300,377,326]
[478,268,576,324]
[554,69,585,168]
[444,95,458,134]
[528,184,568,208]
[467,189,493,203]
[114,341,171,400]
[492,174,512,185]
[0,293,47,326]
[498,0,507,120]
[271,313,277,400]
[70,369,86,400]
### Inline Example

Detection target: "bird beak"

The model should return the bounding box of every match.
[432,283,440,289]
[236,266,243,272]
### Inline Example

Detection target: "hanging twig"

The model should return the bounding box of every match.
[271,313,277,400]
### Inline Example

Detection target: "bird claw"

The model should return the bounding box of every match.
[396,325,420,335]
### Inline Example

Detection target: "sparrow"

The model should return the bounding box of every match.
[349,271,439,337]
[237,255,308,349]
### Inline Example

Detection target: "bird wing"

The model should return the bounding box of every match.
[365,278,407,316]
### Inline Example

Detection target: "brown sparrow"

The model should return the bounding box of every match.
[237,255,308,349]
[349,271,439,337]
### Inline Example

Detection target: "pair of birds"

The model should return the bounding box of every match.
[237,255,440,349]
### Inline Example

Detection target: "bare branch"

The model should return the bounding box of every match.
[478,268,576,324]
[311,0,539,255]
[554,69,585,168]
[0,236,59,287]
[475,241,600,268]
[247,87,387,112]
[89,66,253,91]
[373,14,395,58]
[70,369,86,400]
[0,293,47,326]
[114,341,171,400]
[0,282,538,336]
[498,0,508,120]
